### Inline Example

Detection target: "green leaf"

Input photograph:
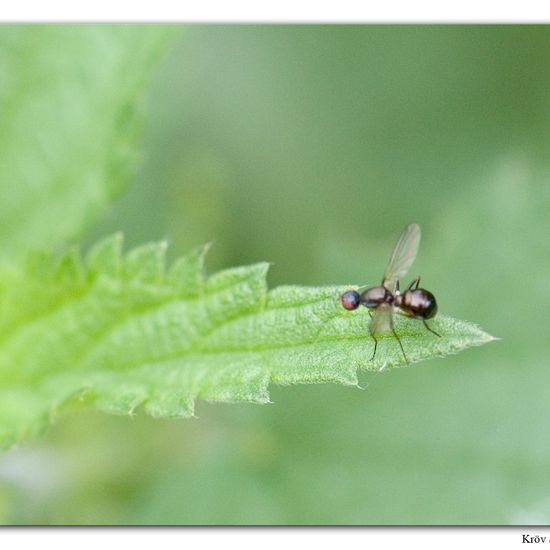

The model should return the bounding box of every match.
[0,25,177,257]
[0,236,494,449]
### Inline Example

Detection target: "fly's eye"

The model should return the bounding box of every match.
[340,290,360,311]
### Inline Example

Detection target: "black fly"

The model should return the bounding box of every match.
[340,223,440,365]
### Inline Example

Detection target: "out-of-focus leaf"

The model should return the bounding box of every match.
[0,25,177,256]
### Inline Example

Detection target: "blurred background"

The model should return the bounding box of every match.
[1,25,550,524]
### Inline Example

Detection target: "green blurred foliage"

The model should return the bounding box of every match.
[1,25,550,524]
[0,25,175,257]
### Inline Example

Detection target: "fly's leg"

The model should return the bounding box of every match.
[370,334,378,362]
[392,279,400,294]
[422,320,441,338]
[367,310,378,360]
[407,276,421,291]
[390,314,409,366]
[395,310,440,338]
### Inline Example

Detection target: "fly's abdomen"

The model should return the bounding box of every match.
[403,289,437,319]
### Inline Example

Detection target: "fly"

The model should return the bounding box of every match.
[340,223,440,365]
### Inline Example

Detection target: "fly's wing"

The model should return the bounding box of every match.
[368,305,393,336]
[383,223,421,290]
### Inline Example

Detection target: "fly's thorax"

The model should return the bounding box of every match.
[360,285,392,308]
[401,288,438,319]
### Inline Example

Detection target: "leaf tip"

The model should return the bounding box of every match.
[257,261,271,278]
[198,241,213,270]
[472,326,499,346]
